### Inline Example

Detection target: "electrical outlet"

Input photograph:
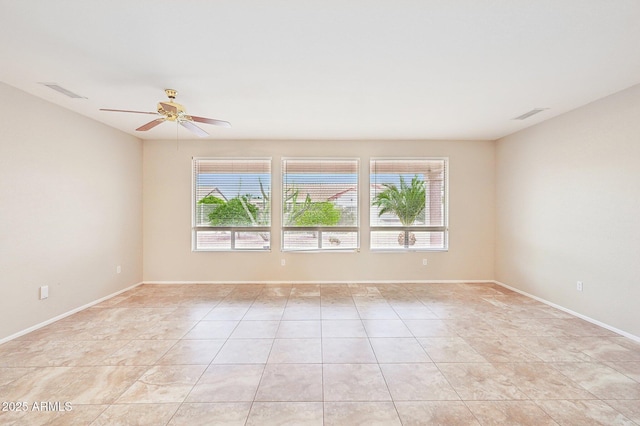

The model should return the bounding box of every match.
[40,285,49,300]
[281,259,286,266]
[422,258,428,266]
[576,281,583,292]
[116,265,122,274]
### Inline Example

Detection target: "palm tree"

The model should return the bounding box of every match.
[372,175,426,247]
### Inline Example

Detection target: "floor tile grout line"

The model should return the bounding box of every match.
[172,286,261,426]
[320,295,326,425]
[244,284,285,424]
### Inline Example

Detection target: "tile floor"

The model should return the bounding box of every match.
[1,283,639,425]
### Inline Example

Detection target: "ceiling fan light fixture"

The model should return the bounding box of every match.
[513,108,548,120]
[39,82,87,99]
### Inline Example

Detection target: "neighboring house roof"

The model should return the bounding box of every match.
[198,183,417,205]
[196,186,228,202]
[285,184,356,203]
[328,187,356,201]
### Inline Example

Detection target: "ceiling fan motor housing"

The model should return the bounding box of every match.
[157,90,185,121]
[157,101,185,121]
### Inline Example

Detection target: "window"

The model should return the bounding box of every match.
[193,158,271,251]
[282,158,359,251]
[370,158,447,250]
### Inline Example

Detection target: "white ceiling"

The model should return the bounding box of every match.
[2,0,639,141]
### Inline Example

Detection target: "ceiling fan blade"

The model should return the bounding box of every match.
[180,120,209,137]
[189,115,232,128]
[136,118,166,131]
[100,108,158,115]
[159,102,178,114]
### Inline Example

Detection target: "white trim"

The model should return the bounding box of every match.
[6,279,636,346]
[142,280,494,285]
[0,282,143,345]
[493,280,640,343]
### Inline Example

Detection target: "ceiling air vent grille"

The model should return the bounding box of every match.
[39,83,87,99]
[513,108,548,120]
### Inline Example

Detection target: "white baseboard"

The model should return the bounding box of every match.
[142,280,495,285]
[0,282,143,345]
[493,280,640,343]
[5,279,637,346]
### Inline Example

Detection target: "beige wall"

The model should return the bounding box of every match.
[495,83,640,337]
[0,83,143,341]
[4,78,637,341]
[143,139,495,283]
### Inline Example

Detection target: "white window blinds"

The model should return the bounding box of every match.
[370,158,447,250]
[193,158,271,251]
[282,158,359,251]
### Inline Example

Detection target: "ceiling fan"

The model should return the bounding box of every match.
[100,89,231,137]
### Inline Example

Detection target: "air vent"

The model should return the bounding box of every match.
[513,108,548,120]
[39,83,87,99]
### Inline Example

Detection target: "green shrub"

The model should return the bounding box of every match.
[208,196,258,226]
[293,201,341,226]
[198,195,226,205]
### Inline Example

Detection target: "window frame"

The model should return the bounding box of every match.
[192,157,272,252]
[281,157,360,252]
[369,157,449,252]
